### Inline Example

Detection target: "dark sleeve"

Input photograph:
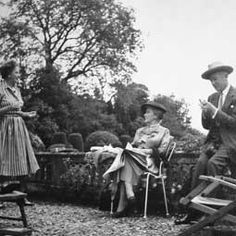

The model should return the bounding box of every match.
[201,95,213,130]
[202,111,211,130]
[214,100,236,128]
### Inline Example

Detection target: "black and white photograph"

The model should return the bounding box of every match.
[0,0,236,235]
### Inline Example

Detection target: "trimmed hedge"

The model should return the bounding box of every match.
[85,131,122,151]
[51,132,67,145]
[68,133,84,151]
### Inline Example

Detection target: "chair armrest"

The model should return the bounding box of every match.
[199,175,236,190]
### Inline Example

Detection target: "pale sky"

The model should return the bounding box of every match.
[121,0,236,133]
[1,1,236,133]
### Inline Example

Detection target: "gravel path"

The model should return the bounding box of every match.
[0,201,187,236]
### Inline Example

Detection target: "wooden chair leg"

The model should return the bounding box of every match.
[180,181,209,206]
[178,200,236,236]
[17,199,28,227]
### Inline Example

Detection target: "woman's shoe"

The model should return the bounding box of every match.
[112,209,128,218]
[127,196,137,215]
[112,205,129,218]
[112,196,137,218]
[24,198,34,206]
[0,181,20,194]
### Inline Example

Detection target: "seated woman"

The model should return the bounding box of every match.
[103,101,172,218]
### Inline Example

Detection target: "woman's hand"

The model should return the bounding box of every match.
[133,148,153,155]
[16,111,37,118]
[26,111,37,118]
[142,148,153,155]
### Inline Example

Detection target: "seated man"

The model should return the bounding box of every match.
[102,101,172,218]
[176,61,236,224]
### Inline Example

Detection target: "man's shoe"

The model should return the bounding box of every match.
[174,213,202,225]
[175,214,192,225]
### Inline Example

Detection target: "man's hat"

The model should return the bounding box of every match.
[141,101,167,114]
[201,61,233,80]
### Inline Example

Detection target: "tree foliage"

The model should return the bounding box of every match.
[154,94,205,151]
[154,94,191,138]
[0,1,204,152]
[0,0,142,90]
[111,82,149,136]
[0,0,144,146]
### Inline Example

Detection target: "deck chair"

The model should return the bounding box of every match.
[143,141,176,218]
[178,175,236,236]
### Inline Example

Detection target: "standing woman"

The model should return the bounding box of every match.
[0,60,39,200]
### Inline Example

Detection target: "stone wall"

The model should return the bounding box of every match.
[32,151,198,187]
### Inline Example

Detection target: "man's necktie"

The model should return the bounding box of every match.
[218,92,223,109]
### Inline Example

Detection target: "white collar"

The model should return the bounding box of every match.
[222,84,231,95]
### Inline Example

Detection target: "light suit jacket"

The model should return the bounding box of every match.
[132,123,171,154]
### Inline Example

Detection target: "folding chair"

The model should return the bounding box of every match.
[143,141,176,218]
[179,175,236,236]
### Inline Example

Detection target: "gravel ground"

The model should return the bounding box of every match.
[0,201,187,236]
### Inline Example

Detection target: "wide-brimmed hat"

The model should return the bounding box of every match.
[141,101,167,114]
[201,62,233,79]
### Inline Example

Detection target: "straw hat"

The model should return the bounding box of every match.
[201,62,233,79]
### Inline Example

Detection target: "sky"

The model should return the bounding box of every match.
[121,0,236,133]
[1,0,236,133]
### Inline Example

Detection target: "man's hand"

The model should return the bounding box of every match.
[200,100,217,115]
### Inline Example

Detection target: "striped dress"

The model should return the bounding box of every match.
[0,80,39,176]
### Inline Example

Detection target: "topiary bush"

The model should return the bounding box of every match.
[51,132,67,145]
[68,133,84,152]
[84,131,122,151]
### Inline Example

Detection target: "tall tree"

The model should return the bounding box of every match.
[0,0,142,91]
[112,82,149,136]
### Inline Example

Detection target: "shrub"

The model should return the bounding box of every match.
[84,131,122,151]
[176,133,205,153]
[29,132,45,152]
[119,134,133,147]
[68,133,84,151]
[60,163,92,192]
[51,132,67,145]
[60,161,101,204]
